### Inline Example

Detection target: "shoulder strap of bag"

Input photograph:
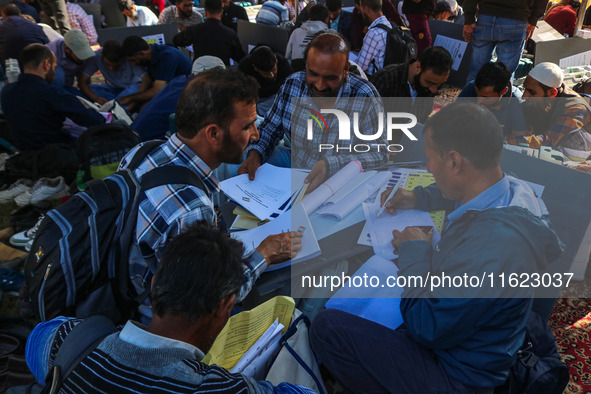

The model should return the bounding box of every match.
[46,316,117,394]
[279,315,325,394]
[375,23,392,32]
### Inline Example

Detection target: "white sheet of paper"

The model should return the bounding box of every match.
[433,35,468,71]
[317,171,390,221]
[301,160,363,214]
[363,200,441,260]
[559,50,591,68]
[142,33,165,45]
[232,204,320,270]
[221,164,307,220]
[231,319,283,379]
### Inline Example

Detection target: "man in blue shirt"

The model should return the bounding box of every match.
[132,55,225,141]
[310,102,563,392]
[1,44,105,150]
[120,35,192,111]
[459,61,528,137]
[78,40,147,105]
[0,4,48,64]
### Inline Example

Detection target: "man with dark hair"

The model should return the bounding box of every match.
[463,0,547,82]
[26,221,312,393]
[239,32,387,191]
[119,35,192,110]
[78,40,148,105]
[458,62,528,137]
[357,0,391,75]
[118,67,301,322]
[238,45,293,99]
[221,0,248,32]
[158,0,203,31]
[512,62,591,159]
[544,0,581,37]
[173,0,245,65]
[326,0,354,45]
[0,4,49,64]
[310,101,563,392]
[1,43,104,150]
[118,0,158,26]
[371,45,452,122]
[285,4,330,63]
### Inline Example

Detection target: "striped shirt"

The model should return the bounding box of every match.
[41,318,317,394]
[119,135,267,319]
[357,16,391,75]
[256,1,289,26]
[246,71,388,176]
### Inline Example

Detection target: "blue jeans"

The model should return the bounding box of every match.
[468,15,527,82]
[90,83,141,101]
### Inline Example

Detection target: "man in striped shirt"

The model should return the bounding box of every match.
[26,222,314,394]
[256,0,289,26]
[118,67,302,323]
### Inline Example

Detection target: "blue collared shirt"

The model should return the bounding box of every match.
[446,175,511,230]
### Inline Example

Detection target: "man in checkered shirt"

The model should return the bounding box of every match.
[356,0,390,75]
[239,32,387,192]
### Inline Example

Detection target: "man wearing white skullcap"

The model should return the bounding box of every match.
[509,62,591,159]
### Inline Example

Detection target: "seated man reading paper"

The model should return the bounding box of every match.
[310,102,564,393]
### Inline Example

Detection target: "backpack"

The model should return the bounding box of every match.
[75,123,141,187]
[5,144,78,184]
[7,316,117,394]
[22,140,205,324]
[500,311,569,394]
[374,23,417,67]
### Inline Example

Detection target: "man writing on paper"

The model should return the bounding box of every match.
[118,67,302,323]
[238,32,387,192]
[310,102,563,392]
[26,222,314,393]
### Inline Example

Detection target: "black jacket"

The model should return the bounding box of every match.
[222,2,249,32]
[173,19,245,65]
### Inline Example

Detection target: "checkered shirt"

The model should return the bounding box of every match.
[357,16,391,75]
[66,3,98,45]
[119,134,267,303]
[246,71,388,176]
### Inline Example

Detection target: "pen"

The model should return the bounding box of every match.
[376,181,401,218]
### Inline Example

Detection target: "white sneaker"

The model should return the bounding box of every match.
[14,190,33,207]
[10,214,44,247]
[0,179,33,203]
[29,176,68,205]
[0,153,12,172]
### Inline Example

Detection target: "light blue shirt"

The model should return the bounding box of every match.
[446,175,511,230]
[329,15,340,31]
[119,320,205,360]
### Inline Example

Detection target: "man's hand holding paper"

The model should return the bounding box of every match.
[256,231,303,265]
[304,159,328,193]
[238,151,263,181]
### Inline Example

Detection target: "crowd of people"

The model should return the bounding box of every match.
[0,0,588,392]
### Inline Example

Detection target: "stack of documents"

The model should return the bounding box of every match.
[359,169,444,259]
[301,160,391,221]
[203,296,295,379]
[221,164,308,221]
[231,204,321,271]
